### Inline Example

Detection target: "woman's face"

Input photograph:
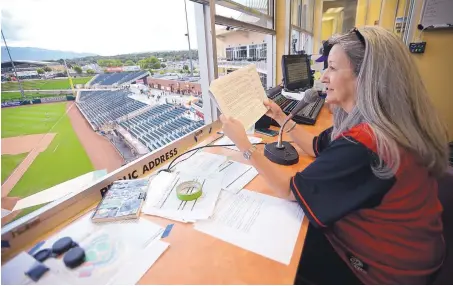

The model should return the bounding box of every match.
[321,44,357,113]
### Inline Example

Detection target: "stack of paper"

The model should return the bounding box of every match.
[143,171,223,223]
[194,189,305,265]
[174,152,258,194]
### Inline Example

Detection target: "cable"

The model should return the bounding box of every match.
[166,141,267,172]
[170,133,226,170]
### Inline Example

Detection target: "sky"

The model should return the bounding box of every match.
[1,0,201,56]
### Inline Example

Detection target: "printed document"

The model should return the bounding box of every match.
[194,189,305,265]
[209,64,269,130]
[143,171,223,222]
[174,152,258,194]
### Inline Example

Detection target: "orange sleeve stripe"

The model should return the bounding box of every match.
[291,177,326,227]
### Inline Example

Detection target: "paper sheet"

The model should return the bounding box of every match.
[174,152,258,194]
[209,64,268,130]
[213,135,262,151]
[108,240,169,285]
[143,171,223,222]
[194,189,305,265]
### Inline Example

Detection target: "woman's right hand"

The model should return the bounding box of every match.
[264,99,286,126]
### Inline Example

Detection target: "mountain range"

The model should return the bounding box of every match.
[1,46,97,62]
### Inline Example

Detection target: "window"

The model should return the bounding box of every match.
[214,1,275,89]
[0,0,209,224]
[290,0,314,55]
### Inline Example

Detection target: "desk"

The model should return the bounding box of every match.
[137,107,332,284]
[2,107,332,284]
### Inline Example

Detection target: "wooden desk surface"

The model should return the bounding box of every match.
[138,107,333,284]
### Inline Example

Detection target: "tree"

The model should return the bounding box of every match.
[159,70,165,75]
[183,64,189,71]
[148,69,154,75]
[161,63,166,69]
[124,60,135,66]
[43,66,52,72]
[86,69,95,74]
[73,66,83,74]
[37,68,44,75]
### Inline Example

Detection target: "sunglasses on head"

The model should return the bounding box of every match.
[350,27,366,47]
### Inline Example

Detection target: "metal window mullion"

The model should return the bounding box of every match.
[189,0,273,20]
[195,2,218,124]
[217,0,272,21]
[215,15,276,35]
[291,24,313,36]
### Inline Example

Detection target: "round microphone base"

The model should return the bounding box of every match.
[264,142,299,165]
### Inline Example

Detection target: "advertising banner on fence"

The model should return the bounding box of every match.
[41,96,67,103]
[1,101,21,108]
[16,70,38,77]
[106,67,123,73]
[122,65,140,72]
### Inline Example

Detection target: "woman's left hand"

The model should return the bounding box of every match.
[219,114,252,152]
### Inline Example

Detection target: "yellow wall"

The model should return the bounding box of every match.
[275,0,288,85]
[322,19,333,40]
[355,0,383,27]
[409,2,453,140]
[313,0,323,54]
[355,0,367,26]
[366,0,382,25]
[380,0,398,31]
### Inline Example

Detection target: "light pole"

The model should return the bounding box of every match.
[1,30,25,98]
[183,0,193,77]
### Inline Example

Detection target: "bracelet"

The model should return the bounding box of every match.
[285,121,297,133]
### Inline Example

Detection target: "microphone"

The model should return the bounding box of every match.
[264,89,320,165]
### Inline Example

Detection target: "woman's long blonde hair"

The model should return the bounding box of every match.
[329,26,449,178]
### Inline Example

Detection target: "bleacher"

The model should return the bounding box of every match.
[89,71,148,86]
[119,103,204,152]
[77,90,147,129]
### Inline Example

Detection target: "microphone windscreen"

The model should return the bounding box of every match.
[303,89,320,104]
[289,89,319,116]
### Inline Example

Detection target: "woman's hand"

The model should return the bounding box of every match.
[264,99,286,126]
[219,115,252,152]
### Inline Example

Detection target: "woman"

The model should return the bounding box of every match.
[220,26,449,284]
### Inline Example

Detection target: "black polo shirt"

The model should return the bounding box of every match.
[290,123,445,284]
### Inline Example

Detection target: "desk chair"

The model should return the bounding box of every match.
[432,166,453,284]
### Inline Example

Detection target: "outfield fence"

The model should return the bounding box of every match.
[1,95,76,108]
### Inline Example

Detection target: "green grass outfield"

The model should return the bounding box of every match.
[1,93,63,102]
[2,77,92,91]
[2,102,94,218]
[1,153,28,183]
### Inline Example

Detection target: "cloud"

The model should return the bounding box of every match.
[1,10,25,41]
[1,0,199,56]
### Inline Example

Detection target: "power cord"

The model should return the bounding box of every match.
[166,140,267,172]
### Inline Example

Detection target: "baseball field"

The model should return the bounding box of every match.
[1,102,95,218]
[1,77,125,223]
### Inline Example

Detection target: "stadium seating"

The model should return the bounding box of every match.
[77,90,148,129]
[119,103,204,152]
[89,71,148,86]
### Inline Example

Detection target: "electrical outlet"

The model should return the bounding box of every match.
[409,42,426,54]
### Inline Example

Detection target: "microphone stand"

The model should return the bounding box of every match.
[276,115,293,149]
[264,116,299,165]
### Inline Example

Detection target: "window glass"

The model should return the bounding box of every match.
[0,0,207,223]
[216,25,272,88]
